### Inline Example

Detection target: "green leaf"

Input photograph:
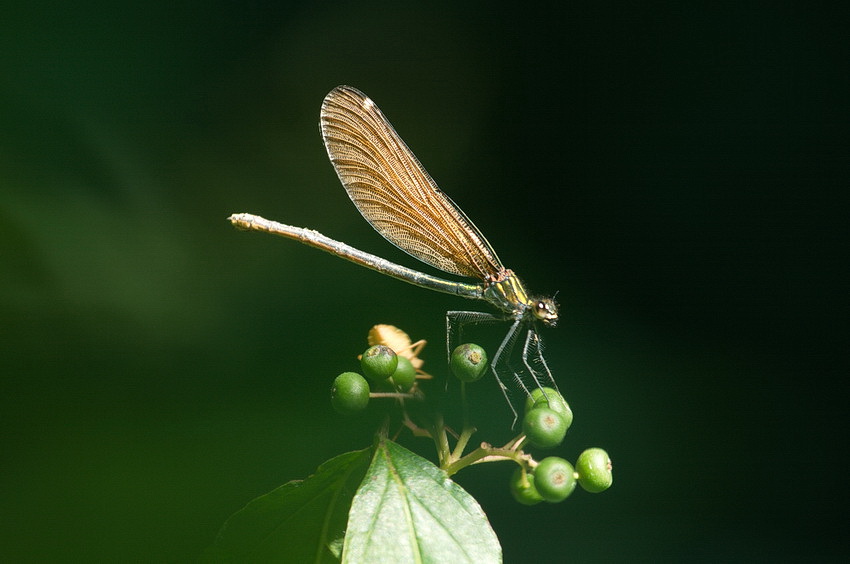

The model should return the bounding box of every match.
[342,440,501,564]
[204,448,372,563]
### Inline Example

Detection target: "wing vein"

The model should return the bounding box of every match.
[320,85,503,279]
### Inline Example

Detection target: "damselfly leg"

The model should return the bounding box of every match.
[447,310,558,424]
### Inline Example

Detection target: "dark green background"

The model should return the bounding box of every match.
[2,1,845,561]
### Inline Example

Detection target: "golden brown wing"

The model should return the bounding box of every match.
[319,85,503,279]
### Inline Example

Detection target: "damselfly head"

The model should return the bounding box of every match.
[532,298,559,327]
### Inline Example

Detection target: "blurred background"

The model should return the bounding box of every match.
[1,1,846,561]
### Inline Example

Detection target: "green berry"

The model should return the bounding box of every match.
[524,387,559,413]
[450,343,488,383]
[576,448,613,493]
[360,345,398,382]
[533,457,577,502]
[530,394,572,431]
[522,407,567,449]
[509,467,543,506]
[525,387,570,418]
[331,372,370,414]
[391,356,417,391]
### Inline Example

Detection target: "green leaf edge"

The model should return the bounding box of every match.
[203,447,372,563]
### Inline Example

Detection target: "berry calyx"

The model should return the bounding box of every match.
[450,343,489,383]
[534,457,577,502]
[522,406,568,449]
[360,345,398,382]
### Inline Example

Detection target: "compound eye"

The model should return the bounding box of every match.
[533,299,558,324]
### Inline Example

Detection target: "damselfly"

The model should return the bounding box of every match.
[230,85,560,419]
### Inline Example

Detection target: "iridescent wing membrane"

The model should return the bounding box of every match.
[320,85,503,280]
